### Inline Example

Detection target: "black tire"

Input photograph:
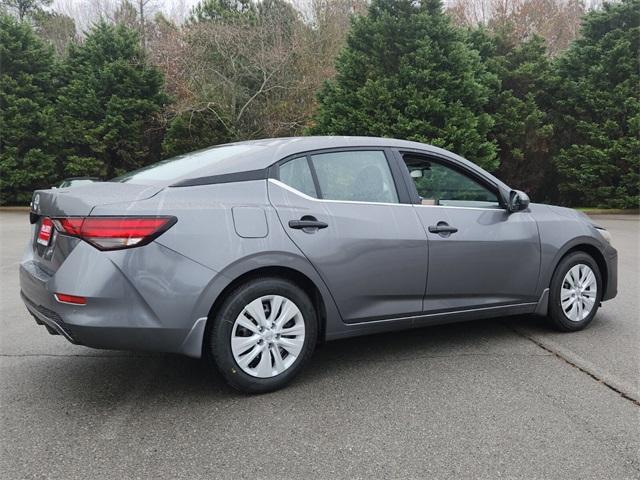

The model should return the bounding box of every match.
[208,277,317,393]
[548,251,602,332]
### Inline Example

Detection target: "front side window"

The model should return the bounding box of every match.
[404,155,500,208]
[310,151,399,204]
[278,157,317,198]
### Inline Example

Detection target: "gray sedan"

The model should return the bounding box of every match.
[20,137,617,393]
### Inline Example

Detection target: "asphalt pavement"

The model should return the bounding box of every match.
[1,210,638,479]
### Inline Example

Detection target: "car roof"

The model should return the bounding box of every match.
[184,136,446,170]
[210,136,448,172]
[174,136,508,190]
[115,136,509,192]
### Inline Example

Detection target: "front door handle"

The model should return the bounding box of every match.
[289,216,328,230]
[428,222,458,235]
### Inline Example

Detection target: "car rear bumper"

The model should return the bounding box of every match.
[19,240,215,357]
[19,262,188,354]
[21,291,78,343]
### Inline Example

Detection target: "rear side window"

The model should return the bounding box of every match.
[310,151,398,204]
[279,157,317,198]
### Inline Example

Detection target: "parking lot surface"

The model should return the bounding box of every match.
[1,211,638,479]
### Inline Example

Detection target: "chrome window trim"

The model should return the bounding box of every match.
[269,179,506,211]
[414,204,504,212]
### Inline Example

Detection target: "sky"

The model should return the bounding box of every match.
[50,0,603,35]
[50,0,454,32]
[52,0,201,32]
[51,0,321,32]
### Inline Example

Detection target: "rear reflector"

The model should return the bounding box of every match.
[52,216,176,251]
[54,293,87,305]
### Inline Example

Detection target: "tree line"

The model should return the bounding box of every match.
[0,0,638,208]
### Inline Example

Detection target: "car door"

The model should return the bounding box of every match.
[396,150,541,312]
[268,149,428,323]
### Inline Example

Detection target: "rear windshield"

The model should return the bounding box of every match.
[113,144,258,184]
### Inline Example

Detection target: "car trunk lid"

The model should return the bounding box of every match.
[31,182,163,218]
[29,183,164,274]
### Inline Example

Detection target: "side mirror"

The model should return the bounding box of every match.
[508,190,530,213]
[410,169,423,179]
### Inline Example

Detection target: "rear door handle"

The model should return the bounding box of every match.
[428,222,458,235]
[288,217,328,230]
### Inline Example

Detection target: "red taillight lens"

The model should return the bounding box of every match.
[52,216,176,250]
[55,293,87,305]
[57,218,83,236]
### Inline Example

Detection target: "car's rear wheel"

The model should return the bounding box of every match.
[548,251,602,332]
[208,277,317,393]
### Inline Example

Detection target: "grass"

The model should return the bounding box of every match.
[0,206,30,211]
[576,207,639,215]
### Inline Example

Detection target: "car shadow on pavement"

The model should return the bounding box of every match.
[13,315,549,406]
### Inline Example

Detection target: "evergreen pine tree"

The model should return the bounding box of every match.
[0,13,57,204]
[310,0,498,171]
[471,28,555,201]
[552,0,639,208]
[56,22,167,178]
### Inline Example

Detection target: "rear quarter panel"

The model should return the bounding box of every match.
[89,180,343,335]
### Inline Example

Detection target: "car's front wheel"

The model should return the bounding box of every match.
[548,251,602,332]
[208,277,317,393]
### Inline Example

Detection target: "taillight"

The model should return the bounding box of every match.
[52,216,176,251]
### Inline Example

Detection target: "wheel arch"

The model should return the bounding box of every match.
[193,253,340,358]
[204,265,327,350]
[562,244,608,294]
[547,240,608,295]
